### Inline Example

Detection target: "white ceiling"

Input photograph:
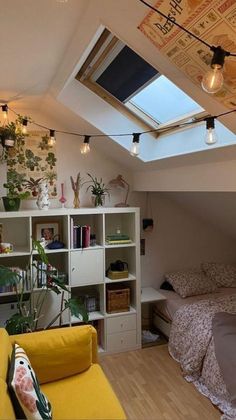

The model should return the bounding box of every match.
[1,0,236,171]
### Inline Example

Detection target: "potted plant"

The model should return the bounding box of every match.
[2,169,30,211]
[0,117,28,163]
[86,173,110,207]
[0,240,88,334]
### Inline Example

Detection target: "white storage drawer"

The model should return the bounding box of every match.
[70,249,104,286]
[106,314,136,334]
[106,330,137,352]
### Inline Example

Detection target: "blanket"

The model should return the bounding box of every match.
[168,294,236,420]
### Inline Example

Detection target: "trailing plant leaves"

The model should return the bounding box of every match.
[5,313,34,335]
[65,298,89,322]
[32,239,48,264]
[0,266,20,286]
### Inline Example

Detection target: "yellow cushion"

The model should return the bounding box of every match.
[0,329,12,381]
[10,325,93,384]
[41,364,126,419]
[0,378,16,420]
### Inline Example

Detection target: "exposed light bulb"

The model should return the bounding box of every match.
[80,135,91,155]
[130,133,140,157]
[2,104,8,121]
[22,119,28,135]
[205,117,217,145]
[201,46,229,94]
[205,128,217,145]
[201,67,224,94]
[48,129,56,146]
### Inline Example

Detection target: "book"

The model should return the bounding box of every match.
[106,239,132,244]
[106,234,130,240]
[82,225,90,248]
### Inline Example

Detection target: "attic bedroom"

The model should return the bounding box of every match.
[0,1,236,420]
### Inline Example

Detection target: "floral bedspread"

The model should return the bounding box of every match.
[168,294,236,420]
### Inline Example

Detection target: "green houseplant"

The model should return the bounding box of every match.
[2,169,30,211]
[86,173,110,207]
[0,240,88,334]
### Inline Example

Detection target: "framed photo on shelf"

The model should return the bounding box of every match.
[35,222,60,244]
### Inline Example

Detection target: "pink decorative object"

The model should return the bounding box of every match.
[59,183,67,207]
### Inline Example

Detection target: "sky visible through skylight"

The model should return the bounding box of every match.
[129,75,203,124]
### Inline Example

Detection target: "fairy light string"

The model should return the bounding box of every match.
[3,104,235,142]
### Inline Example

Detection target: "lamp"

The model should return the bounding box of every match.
[109,175,130,207]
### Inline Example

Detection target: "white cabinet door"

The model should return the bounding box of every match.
[70,249,104,286]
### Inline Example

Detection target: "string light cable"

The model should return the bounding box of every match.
[138,0,236,94]
[1,104,236,156]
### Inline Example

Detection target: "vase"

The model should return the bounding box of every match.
[73,191,80,209]
[36,182,50,210]
[2,196,21,211]
[59,183,67,208]
[92,194,105,207]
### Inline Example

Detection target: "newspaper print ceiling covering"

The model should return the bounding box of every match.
[138,0,236,109]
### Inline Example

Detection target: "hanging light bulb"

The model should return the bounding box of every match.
[48,129,56,146]
[205,117,217,145]
[130,133,140,157]
[22,118,28,135]
[80,135,91,154]
[2,104,8,122]
[201,46,229,94]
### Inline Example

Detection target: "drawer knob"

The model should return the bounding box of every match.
[120,323,123,328]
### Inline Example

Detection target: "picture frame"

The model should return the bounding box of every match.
[35,221,60,244]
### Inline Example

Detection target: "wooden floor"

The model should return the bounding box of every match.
[100,344,221,420]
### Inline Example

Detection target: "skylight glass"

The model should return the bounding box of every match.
[128,75,203,124]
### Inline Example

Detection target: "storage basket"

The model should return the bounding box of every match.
[107,270,129,280]
[106,287,130,313]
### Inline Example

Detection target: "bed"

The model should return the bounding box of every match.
[153,283,236,420]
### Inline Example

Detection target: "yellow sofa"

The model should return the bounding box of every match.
[0,325,126,420]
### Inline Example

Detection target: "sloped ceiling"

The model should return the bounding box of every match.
[165,191,236,240]
[139,0,236,111]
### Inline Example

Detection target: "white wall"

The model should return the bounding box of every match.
[0,112,135,211]
[135,192,236,288]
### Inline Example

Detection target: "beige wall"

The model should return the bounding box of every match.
[135,192,236,288]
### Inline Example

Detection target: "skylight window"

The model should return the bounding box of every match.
[128,75,203,125]
[76,28,204,130]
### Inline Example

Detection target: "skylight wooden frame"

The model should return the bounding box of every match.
[76,28,206,139]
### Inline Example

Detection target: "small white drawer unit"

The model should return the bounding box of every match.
[106,313,137,352]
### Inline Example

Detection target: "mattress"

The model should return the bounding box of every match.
[154,287,236,321]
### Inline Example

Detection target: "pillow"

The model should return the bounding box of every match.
[201,262,236,287]
[8,344,52,420]
[160,280,174,291]
[165,270,217,298]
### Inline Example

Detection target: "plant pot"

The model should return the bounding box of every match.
[92,194,105,207]
[2,196,21,211]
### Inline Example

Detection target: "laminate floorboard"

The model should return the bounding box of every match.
[100,344,220,420]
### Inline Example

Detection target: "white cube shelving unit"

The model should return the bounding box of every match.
[0,207,141,354]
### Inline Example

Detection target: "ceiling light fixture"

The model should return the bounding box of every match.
[130,133,141,157]
[205,117,217,145]
[80,135,91,155]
